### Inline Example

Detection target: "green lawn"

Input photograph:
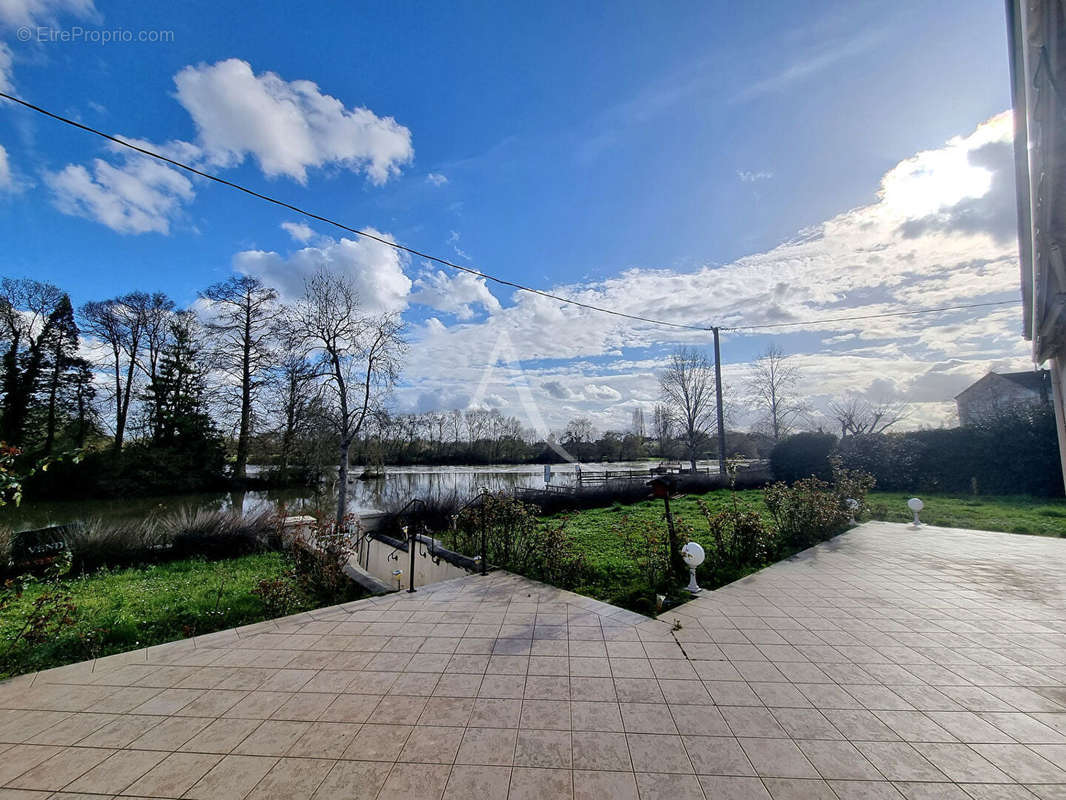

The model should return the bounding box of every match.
[0,552,316,679]
[866,491,1066,536]
[543,488,1066,609]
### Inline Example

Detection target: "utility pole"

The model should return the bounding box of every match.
[712,327,727,476]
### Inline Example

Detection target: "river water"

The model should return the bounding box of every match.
[1,461,720,533]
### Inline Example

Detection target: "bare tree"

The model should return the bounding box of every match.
[267,313,319,483]
[659,346,716,471]
[291,271,406,529]
[747,345,807,440]
[200,275,280,480]
[80,293,163,454]
[651,403,673,458]
[830,395,908,436]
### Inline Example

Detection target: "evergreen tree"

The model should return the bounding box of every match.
[34,295,83,454]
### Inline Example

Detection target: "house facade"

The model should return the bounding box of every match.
[955,370,1052,425]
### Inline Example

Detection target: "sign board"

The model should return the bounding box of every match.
[543,464,552,484]
[10,525,72,571]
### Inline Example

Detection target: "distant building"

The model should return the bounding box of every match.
[955,370,1052,425]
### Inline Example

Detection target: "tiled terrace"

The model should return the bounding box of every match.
[1,521,1065,799]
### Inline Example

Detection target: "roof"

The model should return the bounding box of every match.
[955,369,1050,399]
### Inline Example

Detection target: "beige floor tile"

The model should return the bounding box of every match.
[398,725,465,764]
[312,760,391,800]
[179,717,262,754]
[697,775,772,800]
[344,723,413,761]
[418,697,474,727]
[368,695,428,725]
[519,700,570,730]
[318,693,381,723]
[506,766,572,800]
[573,769,638,800]
[682,735,755,776]
[286,721,360,758]
[63,749,167,794]
[378,762,451,800]
[634,772,705,800]
[620,702,677,734]
[245,756,333,800]
[6,746,112,791]
[456,727,517,766]
[129,716,212,751]
[514,729,571,768]
[122,751,221,797]
[572,730,631,771]
[234,720,311,756]
[443,765,511,799]
[627,732,693,773]
[184,753,278,799]
[469,698,522,728]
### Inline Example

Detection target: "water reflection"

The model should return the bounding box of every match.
[2,460,718,532]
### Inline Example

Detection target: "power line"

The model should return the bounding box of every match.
[0,91,711,332]
[0,91,1023,337]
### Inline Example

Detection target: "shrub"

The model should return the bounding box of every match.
[696,497,771,581]
[284,512,363,605]
[833,407,1062,496]
[764,477,849,552]
[449,493,586,588]
[770,432,838,483]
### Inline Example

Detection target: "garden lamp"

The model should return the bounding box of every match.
[845,498,859,524]
[907,497,923,528]
[681,541,705,594]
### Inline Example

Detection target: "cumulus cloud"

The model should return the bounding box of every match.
[173,59,413,184]
[426,172,448,186]
[410,269,500,320]
[234,231,411,312]
[44,149,194,234]
[280,220,314,242]
[584,383,622,402]
[541,381,574,400]
[397,111,1024,431]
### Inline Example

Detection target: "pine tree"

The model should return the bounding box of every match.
[35,295,83,454]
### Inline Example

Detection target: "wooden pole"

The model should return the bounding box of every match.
[712,327,727,477]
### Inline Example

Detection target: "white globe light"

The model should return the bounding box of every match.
[681,541,706,567]
[907,498,924,512]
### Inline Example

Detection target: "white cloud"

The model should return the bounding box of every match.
[738,169,773,182]
[584,383,622,402]
[173,59,413,184]
[280,220,314,242]
[44,149,194,234]
[397,112,1025,431]
[234,231,411,312]
[0,42,12,93]
[426,172,448,186]
[0,143,10,190]
[0,0,95,28]
[410,269,500,320]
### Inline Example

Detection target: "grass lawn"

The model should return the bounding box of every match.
[543,488,1066,610]
[0,552,316,679]
[866,491,1066,536]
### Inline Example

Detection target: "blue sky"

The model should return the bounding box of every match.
[0,0,1027,432]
